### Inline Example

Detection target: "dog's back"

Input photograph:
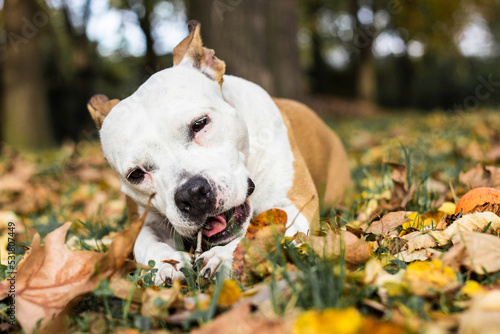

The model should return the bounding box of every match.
[273,98,352,208]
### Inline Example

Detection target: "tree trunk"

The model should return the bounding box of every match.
[351,1,376,102]
[2,0,54,149]
[139,0,160,74]
[187,0,303,99]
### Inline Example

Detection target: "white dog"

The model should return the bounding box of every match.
[87,21,351,285]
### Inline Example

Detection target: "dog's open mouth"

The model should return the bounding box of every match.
[201,200,250,245]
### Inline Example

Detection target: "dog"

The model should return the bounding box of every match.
[87,21,351,285]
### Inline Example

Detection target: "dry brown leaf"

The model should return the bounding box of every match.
[445,212,500,243]
[459,163,500,189]
[362,317,405,334]
[398,248,443,262]
[403,211,500,255]
[467,202,500,216]
[232,209,287,283]
[367,211,413,236]
[374,163,417,215]
[0,198,151,333]
[109,274,144,304]
[404,231,449,252]
[441,231,500,274]
[305,230,371,268]
[141,280,182,317]
[190,303,293,334]
[458,290,500,334]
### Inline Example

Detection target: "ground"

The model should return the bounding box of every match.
[1,108,500,333]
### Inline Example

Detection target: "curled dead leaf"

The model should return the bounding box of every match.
[459,163,500,190]
[191,303,293,334]
[232,209,287,283]
[458,290,500,334]
[402,211,500,255]
[141,280,182,317]
[441,231,500,274]
[367,211,413,236]
[0,196,151,333]
[305,230,371,268]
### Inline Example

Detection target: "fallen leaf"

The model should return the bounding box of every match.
[460,280,485,298]
[397,248,443,262]
[217,279,242,308]
[109,274,144,304]
[459,163,500,189]
[438,202,456,215]
[403,231,449,252]
[403,211,500,254]
[141,280,182,317]
[441,231,500,274]
[374,163,418,215]
[232,209,287,283]
[292,307,362,334]
[458,290,500,334]
[191,303,293,334]
[362,317,404,334]
[403,259,459,297]
[0,198,151,333]
[367,211,413,236]
[402,211,445,231]
[465,202,500,216]
[305,230,371,268]
[364,259,405,302]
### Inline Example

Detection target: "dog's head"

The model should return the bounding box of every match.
[87,21,254,245]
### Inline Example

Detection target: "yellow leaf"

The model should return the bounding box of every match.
[402,212,444,231]
[461,280,484,297]
[403,259,459,297]
[402,213,422,230]
[217,279,242,308]
[292,308,362,334]
[438,202,456,215]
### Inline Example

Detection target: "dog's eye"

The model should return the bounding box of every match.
[192,117,208,133]
[127,168,145,183]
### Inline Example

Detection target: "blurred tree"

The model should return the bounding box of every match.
[2,0,55,149]
[301,0,500,108]
[187,0,304,99]
[112,0,162,73]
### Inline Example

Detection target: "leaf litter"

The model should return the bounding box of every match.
[2,110,500,333]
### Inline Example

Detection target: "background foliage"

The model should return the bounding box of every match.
[1,0,500,149]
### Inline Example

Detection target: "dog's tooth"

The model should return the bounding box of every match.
[203,224,212,231]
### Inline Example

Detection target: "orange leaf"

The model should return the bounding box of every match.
[232,209,287,283]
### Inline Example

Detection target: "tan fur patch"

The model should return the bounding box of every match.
[273,98,351,213]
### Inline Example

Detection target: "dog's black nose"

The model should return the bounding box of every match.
[174,176,215,221]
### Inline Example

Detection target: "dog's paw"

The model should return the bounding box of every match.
[154,251,192,286]
[194,246,234,279]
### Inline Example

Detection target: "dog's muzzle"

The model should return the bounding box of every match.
[174,176,255,245]
[174,176,216,222]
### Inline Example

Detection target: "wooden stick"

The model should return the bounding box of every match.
[194,230,203,257]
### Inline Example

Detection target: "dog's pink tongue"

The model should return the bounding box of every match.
[203,214,227,237]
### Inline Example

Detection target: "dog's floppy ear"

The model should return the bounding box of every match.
[87,94,120,130]
[173,20,226,86]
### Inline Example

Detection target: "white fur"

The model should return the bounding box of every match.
[100,64,309,284]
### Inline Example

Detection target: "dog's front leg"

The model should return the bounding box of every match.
[195,238,241,279]
[134,218,192,285]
